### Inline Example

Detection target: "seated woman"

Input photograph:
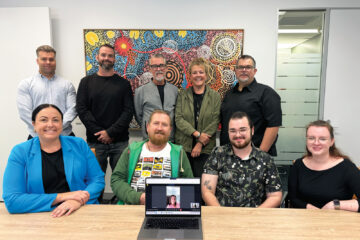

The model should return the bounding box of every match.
[175,58,221,177]
[3,104,105,217]
[288,120,360,212]
[166,195,180,208]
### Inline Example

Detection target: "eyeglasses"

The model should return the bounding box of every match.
[228,127,249,135]
[306,136,330,143]
[150,64,166,69]
[235,65,254,70]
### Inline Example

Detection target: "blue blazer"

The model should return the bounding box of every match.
[3,136,105,214]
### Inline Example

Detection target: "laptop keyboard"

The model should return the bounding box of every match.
[145,218,199,229]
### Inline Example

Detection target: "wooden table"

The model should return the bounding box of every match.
[0,203,359,240]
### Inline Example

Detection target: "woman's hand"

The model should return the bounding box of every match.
[322,201,336,210]
[51,200,82,217]
[306,203,319,209]
[191,142,203,158]
[53,191,90,206]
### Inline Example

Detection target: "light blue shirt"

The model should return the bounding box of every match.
[17,72,77,137]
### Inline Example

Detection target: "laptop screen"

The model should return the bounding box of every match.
[145,178,201,216]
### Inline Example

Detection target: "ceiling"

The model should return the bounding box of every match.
[278,11,324,49]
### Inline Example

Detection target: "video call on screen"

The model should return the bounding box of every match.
[146,184,201,211]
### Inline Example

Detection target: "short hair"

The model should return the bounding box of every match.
[304,120,349,159]
[32,104,63,122]
[188,57,212,81]
[36,45,56,57]
[237,54,256,68]
[229,111,253,129]
[98,43,115,54]
[148,109,172,127]
[149,53,167,65]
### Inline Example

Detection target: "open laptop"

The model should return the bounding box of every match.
[137,178,203,240]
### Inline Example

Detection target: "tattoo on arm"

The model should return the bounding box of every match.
[204,180,212,190]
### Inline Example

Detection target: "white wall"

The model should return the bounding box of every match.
[0,7,51,200]
[324,9,360,164]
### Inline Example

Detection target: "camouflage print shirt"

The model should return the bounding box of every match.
[203,143,282,207]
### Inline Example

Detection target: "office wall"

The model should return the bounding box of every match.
[0,7,51,200]
[324,9,360,164]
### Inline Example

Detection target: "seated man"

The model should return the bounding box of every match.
[202,111,282,207]
[111,110,193,205]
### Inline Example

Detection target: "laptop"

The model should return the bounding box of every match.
[137,178,203,240]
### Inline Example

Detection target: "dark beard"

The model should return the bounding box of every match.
[99,60,114,71]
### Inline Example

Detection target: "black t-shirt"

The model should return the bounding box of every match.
[220,79,282,156]
[157,84,165,108]
[41,148,70,194]
[288,158,360,211]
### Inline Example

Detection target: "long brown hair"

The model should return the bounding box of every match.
[304,120,350,159]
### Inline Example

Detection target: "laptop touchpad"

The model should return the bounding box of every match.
[157,230,184,239]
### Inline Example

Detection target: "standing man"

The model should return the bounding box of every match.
[134,53,178,141]
[76,44,134,178]
[17,45,77,139]
[202,111,282,207]
[220,55,282,156]
[111,110,193,205]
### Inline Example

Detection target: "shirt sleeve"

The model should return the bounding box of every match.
[203,147,220,175]
[76,78,103,134]
[62,81,77,130]
[134,87,143,126]
[288,160,308,208]
[344,160,360,212]
[3,145,57,213]
[261,87,282,127]
[264,155,283,193]
[17,79,34,135]
[106,80,134,138]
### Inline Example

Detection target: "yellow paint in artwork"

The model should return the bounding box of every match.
[106,31,115,39]
[154,30,164,38]
[178,31,187,38]
[130,30,140,39]
[85,32,99,46]
[86,61,92,71]
[121,43,127,49]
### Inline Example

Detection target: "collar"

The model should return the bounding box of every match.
[225,142,261,161]
[233,78,257,93]
[37,72,56,81]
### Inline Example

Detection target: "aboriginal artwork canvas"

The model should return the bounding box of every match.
[83,29,244,99]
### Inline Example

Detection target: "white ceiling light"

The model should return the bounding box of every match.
[278,29,319,34]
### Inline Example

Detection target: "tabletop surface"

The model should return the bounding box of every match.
[1,203,359,240]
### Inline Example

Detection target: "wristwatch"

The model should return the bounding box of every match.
[195,132,201,139]
[333,199,340,210]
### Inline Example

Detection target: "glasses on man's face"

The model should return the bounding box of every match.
[150,64,166,69]
[228,127,249,135]
[235,65,254,71]
[306,136,330,143]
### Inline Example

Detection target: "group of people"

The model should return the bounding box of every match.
[2,44,359,218]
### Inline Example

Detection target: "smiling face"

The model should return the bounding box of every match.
[228,117,254,149]
[170,196,176,205]
[149,57,167,83]
[32,107,63,142]
[96,45,115,71]
[146,112,171,146]
[306,126,335,157]
[235,58,257,84]
[190,65,207,88]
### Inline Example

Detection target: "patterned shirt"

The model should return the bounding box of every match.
[130,143,172,192]
[203,143,282,207]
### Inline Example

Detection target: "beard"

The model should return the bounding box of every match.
[148,130,169,146]
[99,60,114,71]
[230,135,252,149]
[237,74,250,83]
[153,71,165,82]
